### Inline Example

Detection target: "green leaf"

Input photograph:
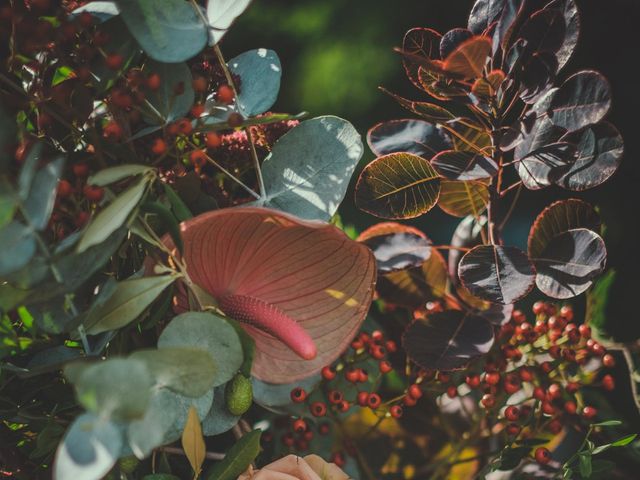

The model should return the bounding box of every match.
[579,452,592,477]
[18,143,43,199]
[163,183,193,222]
[127,387,213,459]
[257,116,363,221]
[158,312,243,388]
[591,420,622,427]
[88,164,153,186]
[0,222,37,276]
[130,348,217,398]
[143,60,195,124]
[611,434,638,447]
[140,201,183,253]
[85,274,178,334]
[71,358,153,421]
[118,0,208,63]
[205,430,262,480]
[228,49,281,117]
[227,319,255,377]
[355,152,441,219]
[24,157,65,230]
[143,476,180,480]
[587,269,616,333]
[77,176,149,253]
[52,66,75,86]
[54,413,123,480]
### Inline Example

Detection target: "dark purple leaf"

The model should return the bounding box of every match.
[528,198,601,259]
[440,28,474,59]
[549,70,612,132]
[458,245,536,304]
[357,222,432,274]
[519,52,558,103]
[448,215,487,282]
[493,0,526,52]
[556,122,624,191]
[533,228,606,299]
[518,8,566,57]
[545,0,580,70]
[468,0,507,34]
[403,310,495,370]
[379,89,457,124]
[367,119,451,158]
[431,150,498,180]
[516,141,577,190]
[402,28,443,90]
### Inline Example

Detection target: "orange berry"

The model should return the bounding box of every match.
[205,132,221,148]
[150,138,167,156]
[217,84,234,103]
[146,73,161,91]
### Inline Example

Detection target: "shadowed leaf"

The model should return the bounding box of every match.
[355,153,441,219]
[518,8,566,56]
[468,0,506,34]
[367,119,451,158]
[431,150,497,180]
[546,0,580,70]
[534,228,606,299]
[228,49,281,117]
[143,61,194,124]
[403,310,494,370]
[402,28,443,90]
[516,141,577,190]
[459,245,535,304]
[440,28,474,59]
[380,89,456,124]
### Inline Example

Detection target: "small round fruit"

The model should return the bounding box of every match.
[390,405,403,418]
[205,132,222,148]
[217,84,234,103]
[225,374,253,416]
[290,387,306,403]
[151,138,167,156]
[534,447,551,465]
[504,406,520,422]
[367,393,382,409]
[83,185,104,202]
[310,401,326,417]
[292,418,307,433]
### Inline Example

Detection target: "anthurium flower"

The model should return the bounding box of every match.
[167,207,376,384]
[237,454,350,480]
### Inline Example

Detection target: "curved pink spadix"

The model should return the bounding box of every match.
[218,294,317,360]
[164,207,376,384]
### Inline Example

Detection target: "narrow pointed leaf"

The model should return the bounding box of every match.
[367,119,451,158]
[534,228,606,299]
[528,199,601,258]
[89,165,153,186]
[355,152,441,219]
[549,70,612,132]
[403,310,494,370]
[205,430,261,480]
[459,245,535,304]
[182,406,206,478]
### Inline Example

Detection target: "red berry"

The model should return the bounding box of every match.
[72,162,89,178]
[57,179,73,198]
[403,395,417,407]
[548,419,562,434]
[379,361,392,374]
[192,76,208,93]
[371,330,384,342]
[542,402,556,416]
[560,305,574,321]
[504,406,520,422]
[331,452,346,468]
[547,383,562,400]
[485,372,500,386]
[110,89,132,109]
[385,340,398,353]
[566,382,579,394]
[83,185,104,202]
[205,132,222,148]
[389,405,403,418]
[534,447,551,464]
[357,391,369,407]
[105,53,123,71]
[540,361,554,374]
[582,406,597,419]
[602,354,615,368]
[321,366,336,381]
[151,138,167,155]
[103,121,122,141]
[318,423,330,435]
[345,368,360,383]
[146,73,161,91]
[78,11,94,29]
[532,301,545,315]
[190,103,205,117]
[436,372,450,383]
[602,374,615,391]
[408,384,423,400]
[290,387,306,403]
[281,432,294,447]
[564,401,577,415]
[446,386,457,398]
[310,401,326,417]
[466,375,481,389]
[590,342,605,357]
[292,418,306,433]
[75,211,90,228]
[217,84,234,104]
[177,118,193,135]
[503,374,521,395]
[370,344,386,360]
[189,149,207,167]
[578,324,591,338]
[512,309,526,324]
[506,423,521,436]
[533,387,546,401]
[367,393,381,409]
[481,394,495,408]
[337,400,350,412]
[328,390,343,405]
[519,368,534,382]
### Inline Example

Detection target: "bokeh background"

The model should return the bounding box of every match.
[223,0,640,422]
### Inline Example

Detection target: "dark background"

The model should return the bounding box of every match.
[224,0,640,341]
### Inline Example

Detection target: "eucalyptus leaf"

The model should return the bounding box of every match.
[85,274,178,334]
[71,1,120,22]
[117,0,208,63]
[71,358,153,421]
[0,221,37,277]
[207,0,252,45]
[257,116,363,221]
[54,413,122,480]
[130,348,217,398]
[77,177,149,253]
[158,312,243,388]
[88,165,152,187]
[201,385,239,436]
[228,49,281,117]
[24,157,65,230]
[143,60,195,124]
[18,143,43,200]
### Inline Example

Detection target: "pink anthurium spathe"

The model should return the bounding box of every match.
[165,207,376,384]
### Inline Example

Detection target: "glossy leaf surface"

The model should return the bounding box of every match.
[431,150,497,180]
[367,119,451,158]
[228,49,281,117]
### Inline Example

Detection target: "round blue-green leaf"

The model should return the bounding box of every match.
[71,1,120,22]
[228,49,281,117]
[0,221,37,276]
[117,0,208,63]
[207,0,252,45]
[143,61,194,124]
[251,374,320,411]
[54,413,123,480]
[201,385,239,436]
[158,312,243,387]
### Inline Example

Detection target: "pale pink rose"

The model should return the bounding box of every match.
[238,454,350,480]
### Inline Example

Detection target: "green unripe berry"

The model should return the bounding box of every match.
[225,374,253,416]
[118,455,139,474]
